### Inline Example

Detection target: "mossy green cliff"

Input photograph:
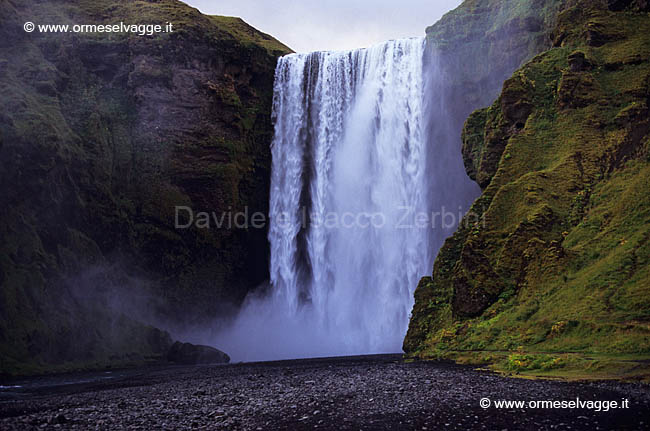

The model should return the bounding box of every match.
[0,0,290,375]
[425,0,564,138]
[406,0,650,380]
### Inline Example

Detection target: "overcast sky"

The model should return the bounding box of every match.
[184,0,463,53]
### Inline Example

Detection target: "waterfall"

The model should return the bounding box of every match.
[215,38,479,361]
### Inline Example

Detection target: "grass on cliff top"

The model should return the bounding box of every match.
[19,0,291,55]
[209,16,292,54]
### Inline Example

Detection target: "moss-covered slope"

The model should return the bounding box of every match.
[425,0,564,137]
[405,0,650,379]
[0,0,290,375]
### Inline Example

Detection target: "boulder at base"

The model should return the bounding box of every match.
[167,342,230,365]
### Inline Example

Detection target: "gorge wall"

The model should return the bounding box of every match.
[405,0,650,376]
[3,0,647,377]
[424,0,564,152]
[419,0,567,273]
[0,0,289,375]
[215,0,572,361]
[401,0,566,349]
[0,0,577,373]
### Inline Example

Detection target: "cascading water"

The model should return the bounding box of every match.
[215,38,479,361]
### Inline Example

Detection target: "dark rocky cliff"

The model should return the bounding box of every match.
[406,0,650,379]
[0,0,290,375]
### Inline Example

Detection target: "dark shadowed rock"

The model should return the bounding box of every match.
[608,0,650,11]
[167,342,230,365]
[0,0,289,375]
[568,51,594,72]
[608,0,633,10]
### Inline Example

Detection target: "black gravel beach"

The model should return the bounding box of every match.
[1,355,649,430]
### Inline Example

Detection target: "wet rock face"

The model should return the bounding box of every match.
[0,0,289,373]
[424,0,563,147]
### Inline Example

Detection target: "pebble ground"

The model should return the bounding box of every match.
[1,354,648,430]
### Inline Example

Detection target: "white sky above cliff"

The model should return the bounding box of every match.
[183,0,463,53]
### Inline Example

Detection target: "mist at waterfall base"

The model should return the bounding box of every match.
[214,38,480,362]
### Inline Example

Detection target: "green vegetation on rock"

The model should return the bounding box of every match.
[426,0,564,135]
[405,0,650,381]
[0,0,290,375]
